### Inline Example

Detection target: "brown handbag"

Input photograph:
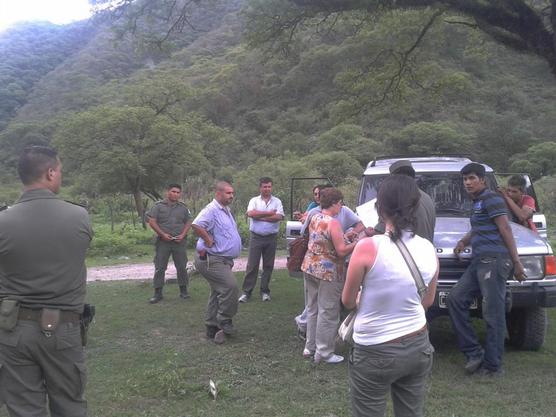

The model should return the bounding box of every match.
[287,234,309,273]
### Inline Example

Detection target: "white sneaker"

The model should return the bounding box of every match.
[262,293,271,302]
[238,294,249,303]
[317,354,344,364]
[303,348,314,359]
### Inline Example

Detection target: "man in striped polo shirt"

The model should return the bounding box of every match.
[448,162,525,377]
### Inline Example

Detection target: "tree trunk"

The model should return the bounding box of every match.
[132,189,146,229]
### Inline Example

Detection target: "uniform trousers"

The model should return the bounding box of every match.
[194,253,239,328]
[153,238,189,289]
[0,320,87,417]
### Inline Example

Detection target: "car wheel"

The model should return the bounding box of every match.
[507,306,547,351]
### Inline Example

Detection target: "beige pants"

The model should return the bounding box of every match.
[304,273,344,360]
[194,253,239,328]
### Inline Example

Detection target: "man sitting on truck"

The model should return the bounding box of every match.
[448,162,526,377]
[499,175,537,233]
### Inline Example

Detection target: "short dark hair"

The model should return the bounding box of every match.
[507,175,526,192]
[376,175,420,241]
[460,162,486,178]
[167,183,182,190]
[215,180,233,192]
[259,177,273,186]
[17,145,59,185]
[319,188,343,209]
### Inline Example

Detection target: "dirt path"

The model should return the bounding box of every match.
[87,256,288,282]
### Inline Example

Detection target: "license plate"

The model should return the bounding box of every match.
[438,291,478,309]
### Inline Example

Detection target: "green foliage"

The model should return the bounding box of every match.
[0,121,56,172]
[53,105,210,215]
[534,176,556,216]
[307,151,361,185]
[232,153,319,216]
[1,1,556,217]
[509,142,556,180]
[0,180,19,207]
[0,22,96,129]
[315,124,381,167]
[89,223,153,257]
[389,121,474,155]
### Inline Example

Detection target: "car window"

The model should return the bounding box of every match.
[359,172,498,216]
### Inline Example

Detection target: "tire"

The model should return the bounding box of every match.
[507,307,547,351]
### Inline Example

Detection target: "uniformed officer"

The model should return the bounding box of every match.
[0,145,92,417]
[146,183,192,303]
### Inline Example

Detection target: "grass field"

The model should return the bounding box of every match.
[1,271,556,417]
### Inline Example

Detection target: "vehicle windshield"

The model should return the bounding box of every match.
[359,172,498,216]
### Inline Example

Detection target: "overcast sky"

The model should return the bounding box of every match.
[0,0,92,32]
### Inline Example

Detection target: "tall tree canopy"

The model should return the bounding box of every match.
[53,106,209,219]
[245,0,556,77]
[92,1,556,76]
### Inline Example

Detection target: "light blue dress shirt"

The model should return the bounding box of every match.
[300,205,361,235]
[193,199,242,258]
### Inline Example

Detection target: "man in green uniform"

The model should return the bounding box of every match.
[146,183,192,303]
[0,146,92,417]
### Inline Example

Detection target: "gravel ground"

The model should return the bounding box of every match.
[87,256,287,282]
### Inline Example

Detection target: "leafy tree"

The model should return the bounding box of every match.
[534,175,556,215]
[0,21,96,128]
[53,105,209,221]
[307,151,361,185]
[244,0,556,77]
[509,142,556,179]
[389,121,474,155]
[316,124,381,167]
[232,153,319,215]
[474,112,535,170]
[0,121,54,172]
[118,69,194,120]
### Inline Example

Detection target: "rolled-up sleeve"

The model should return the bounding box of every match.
[193,206,213,230]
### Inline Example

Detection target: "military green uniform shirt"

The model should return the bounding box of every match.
[146,200,191,236]
[0,188,92,311]
[0,188,92,417]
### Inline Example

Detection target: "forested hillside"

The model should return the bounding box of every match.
[1,0,555,219]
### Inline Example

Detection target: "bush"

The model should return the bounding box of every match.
[89,223,154,257]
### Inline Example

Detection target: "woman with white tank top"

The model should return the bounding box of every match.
[342,175,439,417]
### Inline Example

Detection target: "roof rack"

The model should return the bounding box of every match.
[369,154,473,167]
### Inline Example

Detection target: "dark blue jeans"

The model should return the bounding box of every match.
[447,255,513,371]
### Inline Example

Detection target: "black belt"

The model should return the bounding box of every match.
[18,307,81,323]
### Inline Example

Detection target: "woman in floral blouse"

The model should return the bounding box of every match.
[301,187,358,363]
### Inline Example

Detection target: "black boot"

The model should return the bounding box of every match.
[179,286,190,299]
[149,288,163,304]
[206,325,218,339]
